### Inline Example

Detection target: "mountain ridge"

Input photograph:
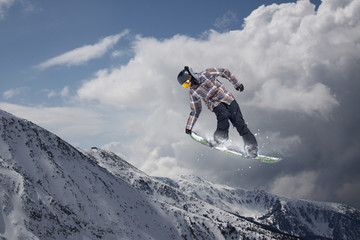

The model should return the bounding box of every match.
[1,109,359,240]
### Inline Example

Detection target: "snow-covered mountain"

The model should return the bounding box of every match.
[156,175,360,240]
[0,109,359,240]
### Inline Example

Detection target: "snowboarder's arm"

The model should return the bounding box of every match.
[205,67,242,90]
[186,94,202,131]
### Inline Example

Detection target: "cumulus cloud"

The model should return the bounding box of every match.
[250,80,339,117]
[77,0,356,118]
[73,0,360,208]
[36,30,129,70]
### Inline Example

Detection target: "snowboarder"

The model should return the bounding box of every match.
[177,66,258,157]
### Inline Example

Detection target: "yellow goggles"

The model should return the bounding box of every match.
[182,76,191,88]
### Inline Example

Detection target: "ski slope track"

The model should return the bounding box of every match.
[0,109,359,240]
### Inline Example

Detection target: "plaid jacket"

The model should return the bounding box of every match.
[186,67,242,131]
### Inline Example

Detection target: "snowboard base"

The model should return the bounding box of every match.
[190,132,282,163]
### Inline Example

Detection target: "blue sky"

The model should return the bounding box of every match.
[2,0,360,210]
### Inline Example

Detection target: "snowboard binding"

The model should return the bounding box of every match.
[244,145,258,158]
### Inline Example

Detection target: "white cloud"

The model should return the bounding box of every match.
[60,86,69,97]
[76,0,357,117]
[36,30,129,70]
[112,50,126,57]
[2,87,28,99]
[47,86,69,98]
[0,0,15,19]
[47,90,56,98]
[3,88,19,99]
[269,171,319,199]
[249,80,339,117]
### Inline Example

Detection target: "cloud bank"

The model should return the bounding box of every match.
[78,0,356,117]
[75,0,360,207]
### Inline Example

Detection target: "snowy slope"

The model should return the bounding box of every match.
[0,110,186,240]
[81,148,298,240]
[156,175,360,240]
[0,108,359,240]
[0,109,298,240]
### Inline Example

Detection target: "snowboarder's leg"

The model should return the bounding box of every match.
[228,101,258,157]
[228,100,249,136]
[213,103,231,144]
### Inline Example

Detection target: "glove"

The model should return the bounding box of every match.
[236,84,244,92]
[185,129,192,135]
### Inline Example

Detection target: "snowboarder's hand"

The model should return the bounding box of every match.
[185,129,192,135]
[236,84,244,92]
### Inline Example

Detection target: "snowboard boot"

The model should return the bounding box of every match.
[244,144,258,158]
[213,130,229,147]
[242,132,258,158]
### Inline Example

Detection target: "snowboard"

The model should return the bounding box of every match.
[190,131,282,163]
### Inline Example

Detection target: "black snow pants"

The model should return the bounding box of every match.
[213,100,257,147]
